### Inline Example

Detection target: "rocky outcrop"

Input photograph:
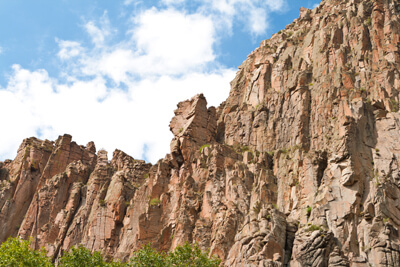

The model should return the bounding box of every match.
[2,0,400,266]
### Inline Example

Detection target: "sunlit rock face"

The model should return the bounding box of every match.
[2,0,400,265]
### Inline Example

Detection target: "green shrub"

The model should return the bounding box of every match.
[199,144,211,153]
[305,224,323,232]
[0,239,219,267]
[0,237,53,267]
[167,243,220,267]
[306,206,312,217]
[59,245,123,267]
[129,242,220,267]
[99,199,106,207]
[129,244,167,267]
[366,17,371,26]
[150,198,161,206]
[252,201,262,214]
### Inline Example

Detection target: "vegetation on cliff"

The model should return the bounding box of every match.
[0,237,220,267]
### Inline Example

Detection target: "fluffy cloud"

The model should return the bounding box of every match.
[57,40,83,60]
[132,8,215,73]
[312,2,320,8]
[126,0,287,36]
[0,8,235,163]
[0,0,288,162]
[0,65,234,162]
[80,9,216,84]
[160,0,287,36]
[84,12,114,47]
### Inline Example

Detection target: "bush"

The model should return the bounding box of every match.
[0,238,219,267]
[199,144,210,153]
[129,242,220,267]
[167,242,220,267]
[129,244,166,267]
[149,198,161,206]
[0,237,53,267]
[306,206,312,217]
[305,224,323,232]
[58,245,123,267]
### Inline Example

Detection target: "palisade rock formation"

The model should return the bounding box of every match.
[2,0,400,266]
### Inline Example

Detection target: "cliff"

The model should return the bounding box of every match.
[2,0,400,266]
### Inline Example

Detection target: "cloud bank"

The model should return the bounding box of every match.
[0,1,287,163]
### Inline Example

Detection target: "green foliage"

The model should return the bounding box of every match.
[306,206,312,217]
[366,17,372,26]
[99,199,106,207]
[0,239,219,267]
[129,244,166,267]
[167,243,220,267]
[59,245,123,267]
[0,237,53,267]
[390,99,399,112]
[305,224,323,232]
[150,198,161,206]
[144,173,149,179]
[129,243,220,267]
[199,144,211,153]
[252,201,262,214]
[233,144,250,154]
[280,148,288,154]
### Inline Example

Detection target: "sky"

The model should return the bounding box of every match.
[0,0,320,163]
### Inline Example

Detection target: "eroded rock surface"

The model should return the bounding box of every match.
[2,0,400,266]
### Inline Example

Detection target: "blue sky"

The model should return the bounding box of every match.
[0,0,319,162]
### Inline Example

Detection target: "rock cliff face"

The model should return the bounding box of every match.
[2,0,400,265]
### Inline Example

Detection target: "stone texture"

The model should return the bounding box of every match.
[2,0,400,266]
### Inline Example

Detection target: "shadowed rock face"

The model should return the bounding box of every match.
[2,0,400,265]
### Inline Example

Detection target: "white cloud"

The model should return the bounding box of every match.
[135,9,214,63]
[131,8,215,74]
[124,0,140,5]
[80,8,216,83]
[84,12,113,47]
[128,0,287,37]
[197,0,287,36]
[161,0,185,5]
[0,65,234,163]
[57,40,83,60]
[0,46,3,55]
[0,0,288,162]
[249,8,268,35]
[0,7,235,163]
[265,0,286,11]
